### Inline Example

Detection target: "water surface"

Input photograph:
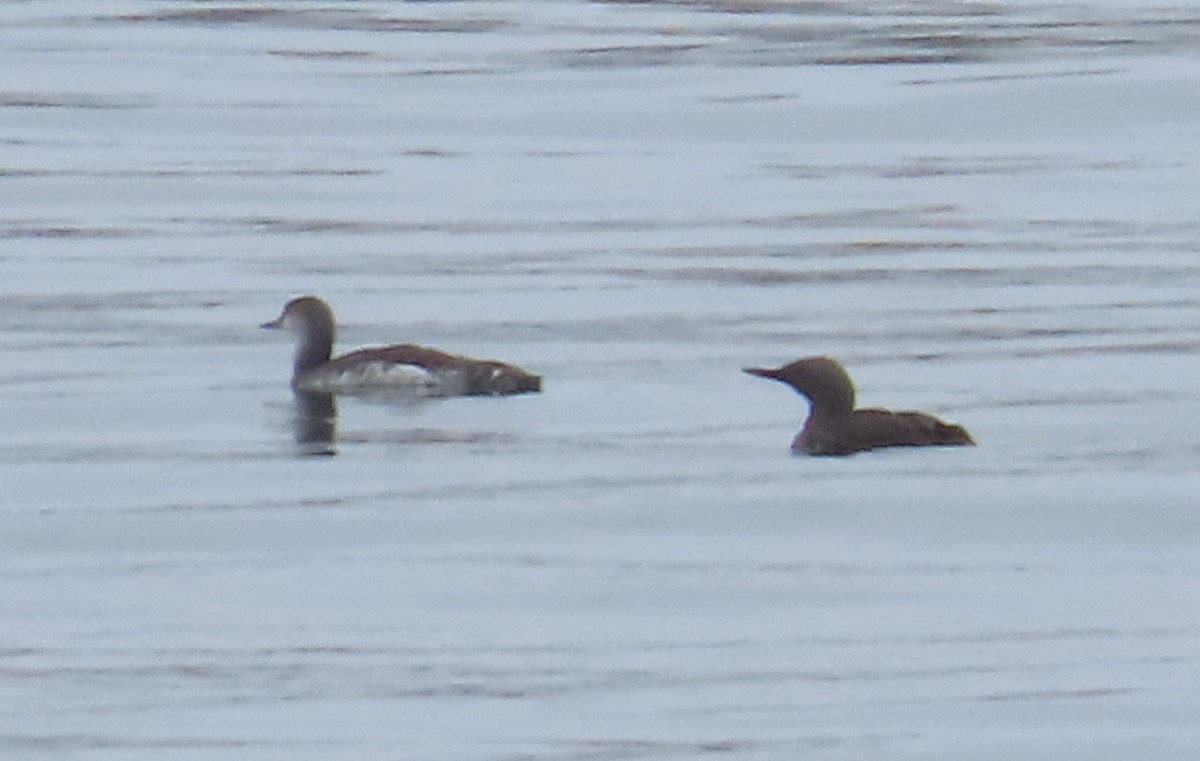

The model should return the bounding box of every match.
[2,2,1199,758]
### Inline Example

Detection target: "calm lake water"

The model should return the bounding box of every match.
[3,1,1199,758]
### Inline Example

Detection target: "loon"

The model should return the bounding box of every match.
[262,296,541,397]
[745,356,973,456]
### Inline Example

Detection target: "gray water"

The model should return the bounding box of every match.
[3,2,1200,758]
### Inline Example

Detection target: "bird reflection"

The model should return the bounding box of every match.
[292,390,337,456]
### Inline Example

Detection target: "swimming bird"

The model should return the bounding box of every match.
[744,356,973,456]
[262,296,541,396]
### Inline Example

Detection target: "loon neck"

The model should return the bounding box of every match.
[807,398,853,422]
[796,375,856,422]
[294,323,334,377]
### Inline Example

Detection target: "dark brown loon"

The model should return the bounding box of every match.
[744,356,973,456]
[262,296,541,396]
